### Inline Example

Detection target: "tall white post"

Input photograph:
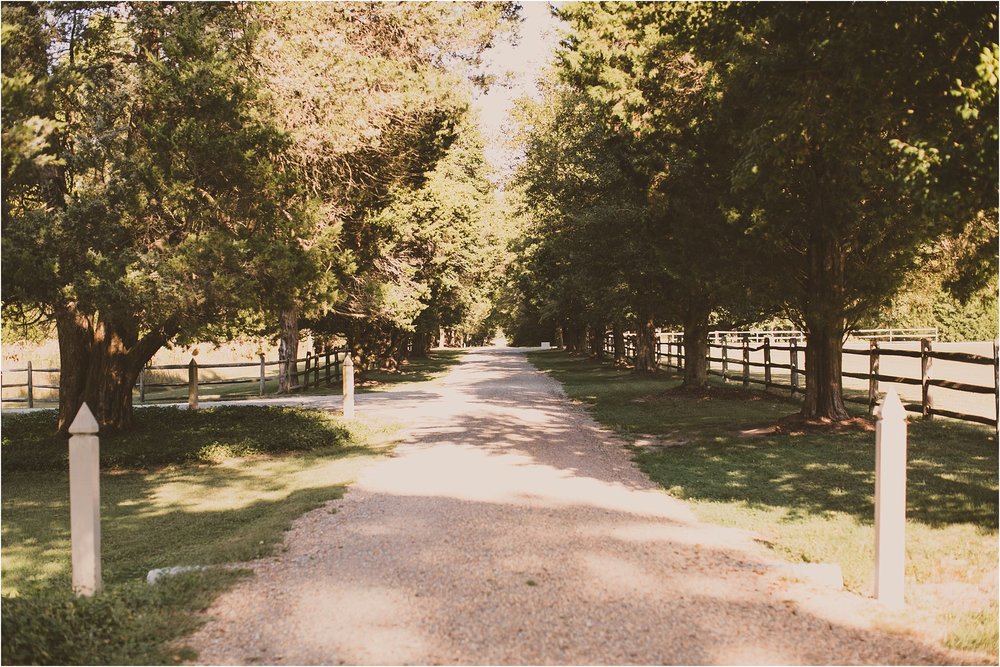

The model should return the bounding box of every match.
[69,403,102,596]
[342,354,355,419]
[874,388,907,608]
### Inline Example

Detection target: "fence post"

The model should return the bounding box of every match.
[259,354,266,397]
[140,367,146,404]
[742,338,750,389]
[790,338,799,394]
[763,337,772,389]
[920,338,933,420]
[313,350,320,387]
[342,354,355,419]
[994,338,999,432]
[678,338,684,372]
[188,358,198,410]
[325,348,332,387]
[305,352,312,390]
[721,340,729,382]
[868,340,879,415]
[26,361,33,408]
[69,402,102,596]
[874,388,907,609]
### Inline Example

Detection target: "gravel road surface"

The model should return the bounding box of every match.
[185,347,979,665]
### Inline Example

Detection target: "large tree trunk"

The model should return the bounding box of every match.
[682,306,711,388]
[802,228,850,420]
[563,324,578,354]
[633,314,657,374]
[56,303,173,434]
[612,324,626,367]
[803,320,849,420]
[410,331,430,358]
[589,322,605,359]
[278,306,299,393]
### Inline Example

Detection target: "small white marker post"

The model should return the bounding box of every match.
[342,354,355,419]
[68,402,102,596]
[874,388,907,608]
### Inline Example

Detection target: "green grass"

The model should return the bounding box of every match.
[357,349,466,391]
[1,405,395,664]
[528,350,999,657]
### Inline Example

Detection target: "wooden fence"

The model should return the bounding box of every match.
[658,327,939,345]
[1,347,350,408]
[605,333,999,429]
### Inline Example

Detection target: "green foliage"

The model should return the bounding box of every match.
[508,3,996,410]
[1,571,245,666]
[1,405,356,472]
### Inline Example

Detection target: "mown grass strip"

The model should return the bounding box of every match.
[528,350,998,657]
[1,405,396,664]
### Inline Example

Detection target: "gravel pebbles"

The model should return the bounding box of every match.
[185,347,983,665]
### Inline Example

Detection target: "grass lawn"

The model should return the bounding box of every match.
[528,350,999,657]
[1,405,396,665]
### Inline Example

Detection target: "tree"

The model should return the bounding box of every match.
[254,2,516,374]
[686,3,998,419]
[2,3,307,432]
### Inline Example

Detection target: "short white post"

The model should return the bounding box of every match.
[874,388,907,608]
[342,354,355,419]
[69,403,102,596]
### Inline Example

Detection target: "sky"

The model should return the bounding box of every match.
[471,1,566,178]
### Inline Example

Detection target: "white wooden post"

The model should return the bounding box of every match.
[342,354,355,419]
[874,388,907,608]
[69,403,102,596]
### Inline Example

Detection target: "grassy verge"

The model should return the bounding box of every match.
[528,350,998,657]
[1,405,396,664]
[357,349,466,391]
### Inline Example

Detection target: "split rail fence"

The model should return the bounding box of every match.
[1,347,350,408]
[605,332,999,429]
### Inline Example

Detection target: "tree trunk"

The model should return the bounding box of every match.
[682,307,711,388]
[803,320,849,420]
[589,322,605,359]
[563,324,578,354]
[801,228,850,420]
[56,303,173,434]
[633,314,657,374]
[613,324,626,367]
[411,331,430,358]
[278,306,299,393]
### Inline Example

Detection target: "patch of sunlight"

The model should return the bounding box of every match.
[139,456,375,517]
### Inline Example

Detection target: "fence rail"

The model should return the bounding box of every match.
[604,332,998,429]
[658,327,938,345]
[1,347,350,408]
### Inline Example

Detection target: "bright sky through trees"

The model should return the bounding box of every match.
[473,1,564,174]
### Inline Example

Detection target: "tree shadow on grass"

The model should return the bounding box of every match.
[529,350,998,530]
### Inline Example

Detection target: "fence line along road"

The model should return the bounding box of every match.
[604,331,998,429]
[657,327,939,345]
[1,347,350,409]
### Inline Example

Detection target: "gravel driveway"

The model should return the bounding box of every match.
[186,347,979,665]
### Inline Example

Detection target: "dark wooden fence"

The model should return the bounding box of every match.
[604,333,999,429]
[1,347,350,408]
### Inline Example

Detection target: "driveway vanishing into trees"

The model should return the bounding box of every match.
[187,347,972,665]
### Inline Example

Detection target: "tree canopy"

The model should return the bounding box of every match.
[503,1,997,419]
